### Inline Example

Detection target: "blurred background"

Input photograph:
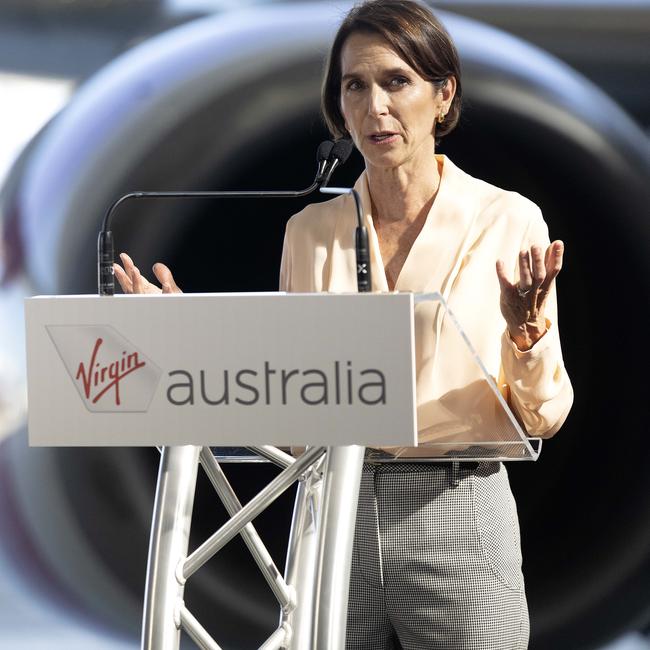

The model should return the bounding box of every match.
[1,0,649,648]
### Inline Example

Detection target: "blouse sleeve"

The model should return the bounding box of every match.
[279,220,292,292]
[498,209,574,438]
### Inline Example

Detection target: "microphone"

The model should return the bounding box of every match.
[319,140,372,293]
[316,140,334,184]
[321,139,353,188]
[98,141,337,296]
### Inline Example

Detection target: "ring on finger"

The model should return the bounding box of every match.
[517,285,532,298]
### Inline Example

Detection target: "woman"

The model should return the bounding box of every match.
[115,1,573,647]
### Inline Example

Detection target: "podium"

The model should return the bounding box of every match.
[25,292,540,650]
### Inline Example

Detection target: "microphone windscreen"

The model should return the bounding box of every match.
[317,140,334,162]
[330,139,353,165]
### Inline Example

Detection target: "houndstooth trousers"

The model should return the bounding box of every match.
[346,462,529,650]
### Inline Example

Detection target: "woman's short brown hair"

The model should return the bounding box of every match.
[322,0,462,140]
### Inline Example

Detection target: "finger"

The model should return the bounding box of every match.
[120,252,137,287]
[153,263,182,293]
[518,249,533,290]
[548,240,564,274]
[120,252,136,276]
[530,245,546,289]
[541,240,564,291]
[121,252,158,294]
[544,244,552,269]
[495,259,517,295]
[131,264,144,294]
[113,263,133,293]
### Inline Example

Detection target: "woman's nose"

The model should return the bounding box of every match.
[367,85,389,116]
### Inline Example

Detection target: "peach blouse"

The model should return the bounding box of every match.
[280,154,573,443]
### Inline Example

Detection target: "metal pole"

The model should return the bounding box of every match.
[283,459,324,649]
[247,445,295,468]
[142,445,200,650]
[178,604,224,650]
[312,445,365,650]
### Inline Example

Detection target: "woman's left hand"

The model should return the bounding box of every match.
[496,240,564,351]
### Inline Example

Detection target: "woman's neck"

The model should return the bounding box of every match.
[365,150,442,226]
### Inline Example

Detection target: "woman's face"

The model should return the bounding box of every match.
[339,31,450,171]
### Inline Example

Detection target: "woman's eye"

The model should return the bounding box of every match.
[388,76,409,88]
[346,79,363,91]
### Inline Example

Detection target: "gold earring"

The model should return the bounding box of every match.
[437,112,446,124]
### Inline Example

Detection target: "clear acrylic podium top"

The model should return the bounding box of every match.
[217,292,541,464]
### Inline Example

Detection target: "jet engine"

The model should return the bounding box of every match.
[1,3,649,648]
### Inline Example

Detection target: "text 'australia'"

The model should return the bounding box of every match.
[167,361,386,407]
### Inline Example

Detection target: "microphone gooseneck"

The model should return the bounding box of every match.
[320,140,371,292]
[319,187,371,293]
[97,140,339,296]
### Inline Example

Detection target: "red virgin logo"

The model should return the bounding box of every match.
[47,325,161,413]
[76,338,146,406]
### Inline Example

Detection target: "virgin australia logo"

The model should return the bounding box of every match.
[76,338,146,405]
[46,325,162,412]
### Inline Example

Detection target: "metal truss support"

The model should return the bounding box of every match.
[141,444,364,650]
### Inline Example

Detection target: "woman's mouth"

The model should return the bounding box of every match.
[369,132,399,144]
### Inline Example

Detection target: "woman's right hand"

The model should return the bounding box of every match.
[113,252,182,294]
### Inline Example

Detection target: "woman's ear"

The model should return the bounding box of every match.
[441,76,457,111]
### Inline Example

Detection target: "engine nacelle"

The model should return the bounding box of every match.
[2,3,649,648]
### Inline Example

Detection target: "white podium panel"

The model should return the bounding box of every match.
[25,292,417,447]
